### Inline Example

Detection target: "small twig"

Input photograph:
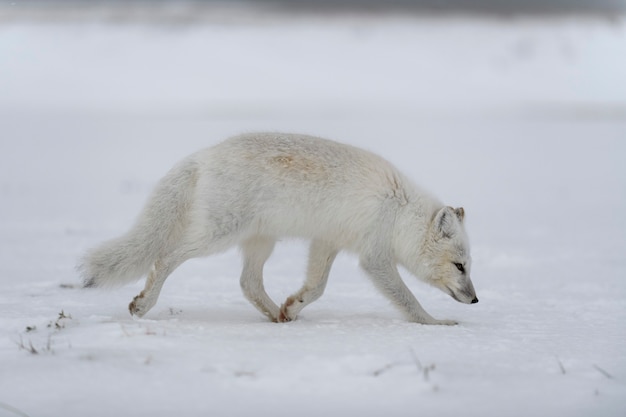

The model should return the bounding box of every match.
[423,365,432,382]
[45,334,53,353]
[373,363,395,377]
[556,357,566,375]
[28,340,39,355]
[47,310,72,331]
[17,337,39,355]
[0,401,31,417]
[409,348,435,382]
[409,348,423,371]
[593,364,614,380]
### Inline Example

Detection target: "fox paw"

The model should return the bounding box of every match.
[277,311,293,323]
[129,294,151,318]
[277,306,295,323]
[277,297,299,323]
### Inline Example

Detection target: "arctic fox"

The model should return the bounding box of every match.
[80,132,478,325]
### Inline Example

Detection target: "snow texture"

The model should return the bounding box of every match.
[0,11,625,417]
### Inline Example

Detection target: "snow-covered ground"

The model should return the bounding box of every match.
[0,10,625,417]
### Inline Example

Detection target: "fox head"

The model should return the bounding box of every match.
[419,206,478,305]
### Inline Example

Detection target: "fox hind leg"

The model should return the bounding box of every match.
[279,239,338,322]
[129,237,212,318]
[129,257,181,318]
[239,236,281,322]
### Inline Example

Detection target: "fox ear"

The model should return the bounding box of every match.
[434,207,456,239]
[454,207,465,223]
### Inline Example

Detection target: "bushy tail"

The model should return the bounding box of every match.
[79,159,198,288]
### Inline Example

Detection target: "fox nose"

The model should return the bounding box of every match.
[471,297,479,304]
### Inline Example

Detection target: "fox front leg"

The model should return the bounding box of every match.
[278,239,338,322]
[359,257,457,326]
[239,236,281,322]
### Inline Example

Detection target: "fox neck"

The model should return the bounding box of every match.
[392,201,440,280]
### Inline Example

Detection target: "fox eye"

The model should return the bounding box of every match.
[454,263,465,273]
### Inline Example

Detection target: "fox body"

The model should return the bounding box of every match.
[81,133,477,325]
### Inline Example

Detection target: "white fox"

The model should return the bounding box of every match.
[80,132,477,325]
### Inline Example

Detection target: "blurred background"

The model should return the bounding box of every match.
[1,0,625,124]
[0,0,626,119]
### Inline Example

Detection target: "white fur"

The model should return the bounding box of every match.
[80,132,478,325]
